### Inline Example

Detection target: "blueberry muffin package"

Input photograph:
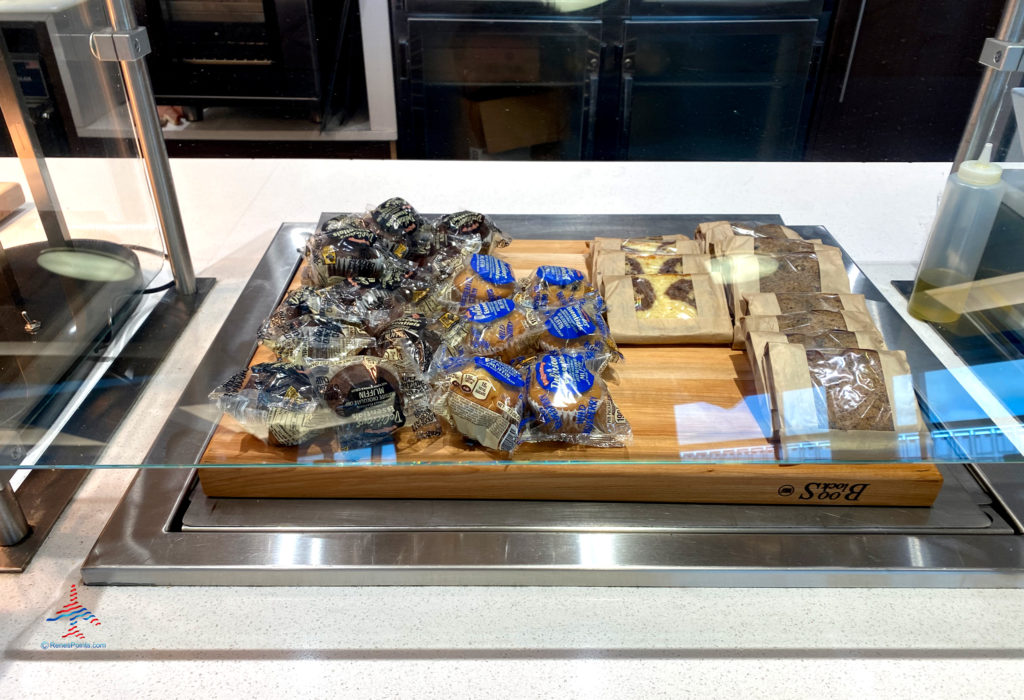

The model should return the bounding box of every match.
[744,328,889,427]
[434,210,509,255]
[764,344,929,461]
[432,355,526,454]
[432,297,544,366]
[603,273,732,344]
[520,351,631,447]
[515,265,600,310]
[209,362,335,447]
[536,300,620,366]
[442,253,518,309]
[734,309,881,350]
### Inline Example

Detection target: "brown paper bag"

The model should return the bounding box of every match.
[604,273,732,344]
[588,236,700,280]
[594,253,712,292]
[742,292,871,318]
[764,343,930,461]
[724,248,851,321]
[734,308,881,349]
[745,329,889,425]
[715,235,824,256]
[695,221,803,255]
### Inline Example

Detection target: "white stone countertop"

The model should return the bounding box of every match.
[2,159,1024,698]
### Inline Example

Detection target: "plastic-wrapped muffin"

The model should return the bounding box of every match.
[209,362,331,447]
[521,352,631,446]
[370,196,433,259]
[435,210,507,254]
[450,253,516,308]
[302,226,408,289]
[433,356,526,454]
[516,265,599,310]
[369,312,443,374]
[537,301,619,365]
[320,356,407,446]
[457,298,543,362]
[258,308,375,367]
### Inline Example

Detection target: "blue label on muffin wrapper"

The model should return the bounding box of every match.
[470,254,514,285]
[537,266,584,286]
[544,305,596,339]
[534,353,595,394]
[467,298,515,323]
[474,356,526,388]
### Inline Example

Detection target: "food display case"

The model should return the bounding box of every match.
[1,0,1024,594]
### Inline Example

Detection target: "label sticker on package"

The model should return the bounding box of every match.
[469,254,514,285]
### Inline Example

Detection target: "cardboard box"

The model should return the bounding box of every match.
[462,91,568,154]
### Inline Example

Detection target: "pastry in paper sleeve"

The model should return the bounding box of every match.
[764,344,930,461]
[604,273,732,344]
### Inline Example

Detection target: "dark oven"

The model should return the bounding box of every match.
[133,0,347,116]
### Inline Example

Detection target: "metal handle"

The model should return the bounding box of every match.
[620,56,636,154]
[582,47,604,159]
[102,0,197,295]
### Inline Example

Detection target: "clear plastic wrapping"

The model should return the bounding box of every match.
[515,265,600,310]
[519,351,631,447]
[435,210,509,255]
[432,355,526,454]
[209,362,334,446]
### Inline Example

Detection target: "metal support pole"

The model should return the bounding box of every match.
[0,32,71,246]
[0,471,30,546]
[953,0,1024,168]
[102,0,196,295]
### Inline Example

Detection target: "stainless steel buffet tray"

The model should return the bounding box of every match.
[81,217,1024,586]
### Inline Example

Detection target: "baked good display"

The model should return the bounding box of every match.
[521,351,631,445]
[603,273,732,344]
[433,356,526,453]
[593,252,712,288]
[516,265,598,309]
[449,253,517,308]
[723,248,851,320]
[258,309,375,367]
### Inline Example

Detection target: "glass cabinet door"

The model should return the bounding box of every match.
[405,0,623,16]
[621,19,818,160]
[401,18,603,160]
[629,0,823,16]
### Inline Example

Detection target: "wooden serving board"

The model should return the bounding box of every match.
[198,239,943,506]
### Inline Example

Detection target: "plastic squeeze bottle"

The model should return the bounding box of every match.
[908,143,1005,324]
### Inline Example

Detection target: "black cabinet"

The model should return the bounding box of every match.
[805,0,1005,161]
[622,19,818,160]
[392,1,827,160]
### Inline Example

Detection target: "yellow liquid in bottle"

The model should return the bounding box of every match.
[908,268,972,324]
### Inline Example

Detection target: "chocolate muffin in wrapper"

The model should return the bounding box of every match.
[370,197,434,260]
[258,310,375,367]
[209,362,334,446]
[302,225,412,289]
[435,210,509,254]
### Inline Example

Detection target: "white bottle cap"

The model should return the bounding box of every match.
[958,143,1003,186]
